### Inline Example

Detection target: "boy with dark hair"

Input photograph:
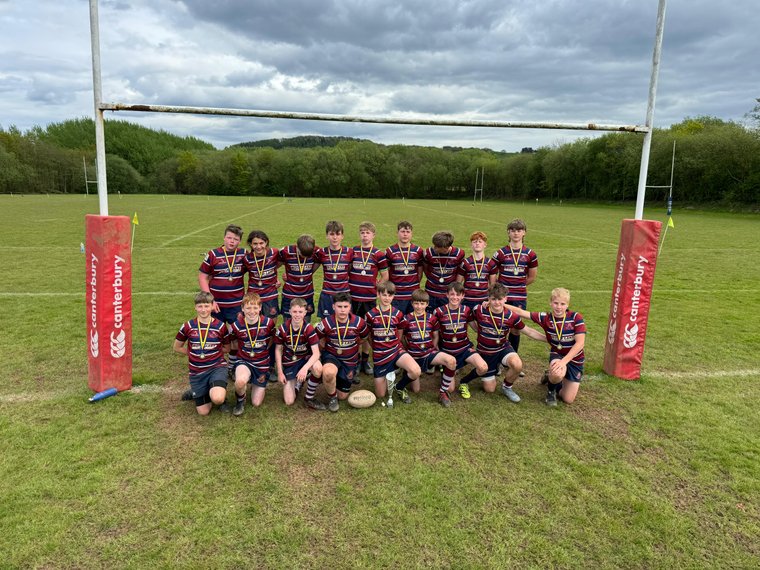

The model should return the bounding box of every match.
[278,234,319,321]
[459,283,544,402]
[273,297,324,410]
[395,289,456,405]
[350,221,389,375]
[316,220,354,319]
[433,282,488,406]
[228,292,278,416]
[173,291,231,415]
[365,281,421,403]
[315,292,370,412]
[243,229,281,320]
[422,230,464,312]
[457,231,497,311]
[506,288,587,407]
[386,221,424,315]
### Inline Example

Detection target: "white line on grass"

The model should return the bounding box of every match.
[160,202,283,247]
[585,368,760,381]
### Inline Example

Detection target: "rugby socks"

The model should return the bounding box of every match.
[236,391,245,402]
[508,333,520,352]
[441,372,455,393]
[459,368,479,385]
[502,380,514,389]
[395,372,411,391]
[305,377,319,400]
[360,351,370,366]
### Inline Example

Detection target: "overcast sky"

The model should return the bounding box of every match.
[2,0,758,152]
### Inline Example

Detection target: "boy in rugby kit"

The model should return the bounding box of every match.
[315,292,370,412]
[364,281,421,403]
[350,221,389,375]
[174,292,231,415]
[386,221,424,315]
[395,289,456,405]
[457,231,497,311]
[273,298,324,410]
[458,284,544,402]
[490,219,538,356]
[243,229,281,320]
[506,288,587,407]
[422,231,464,312]
[433,282,488,406]
[228,293,278,416]
[316,220,354,319]
[278,234,319,321]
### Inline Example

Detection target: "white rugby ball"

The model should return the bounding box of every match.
[347,389,377,409]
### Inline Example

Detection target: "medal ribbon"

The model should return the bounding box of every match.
[379,308,393,336]
[551,312,568,348]
[509,245,522,273]
[359,247,371,269]
[196,319,211,353]
[434,248,448,279]
[488,308,506,337]
[400,245,411,271]
[289,323,303,357]
[446,306,462,333]
[295,249,307,276]
[335,316,351,348]
[223,248,239,277]
[473,255,486,280]
[413,312,428,341]
[328,248,341,272]
[252,250,267,280]
[244,318,261,354]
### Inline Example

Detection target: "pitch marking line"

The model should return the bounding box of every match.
[404,203,619,247]
[584,369,760,381]
[160,202,283,247]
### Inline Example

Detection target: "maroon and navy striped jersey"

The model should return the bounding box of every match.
[199,247,246,308]
[243,248,280,302]
[176,318,229,375]
[385,244,424,300]
[400,312,439,359]
[278,245,320,299]
[492,245,538,302]
[365,306,405,366]
[229,314,277,371]
[315,314,369,367]
[274,319,319,363]
[316,246,353,295]
[422,247,465,299]
[433,304,475,356]
[472,305,524,354]
[349,246,388,302]
[530,311,587,364]
[458,255,498,304]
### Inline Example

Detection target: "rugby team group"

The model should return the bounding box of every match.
[173,219,586,416]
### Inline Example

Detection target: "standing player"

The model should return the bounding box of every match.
[458,284,543,402]
[434,282,488,407]
[395,289,456,405]
[350,221,388,375]
[365,281,421,402]
[278,234,319,321]
[490,219,538,359]
[198,224,246,376]
[228,293,278,416]
[386,221,424,314]
[315,293,370,412]
[421,231,464,312]
[457,231,497,311]
[174,292,231,415]
[316,220,354,319]
[506,288,587,407]
[273,298,323,410]
[243,229,281,320]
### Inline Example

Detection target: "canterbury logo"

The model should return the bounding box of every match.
[607,320,617,345]
[90,330,99,358]
[623,323,639,349]
[110,330,126,358]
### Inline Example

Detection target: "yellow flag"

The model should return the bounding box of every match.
[132,212,139,225]
[667,217,674,229]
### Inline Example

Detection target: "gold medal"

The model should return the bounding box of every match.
[199,352,205,359]
[403,269,409,275]
[452,336,458,342]
[299,277,304,283]
[228,276,233,281]
[513,268,519,275]
[257,280,262,286]
[337,348,343,355]
[361,270,367,275]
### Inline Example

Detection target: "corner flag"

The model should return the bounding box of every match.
[667,217,674,228]
[130,212,138,252]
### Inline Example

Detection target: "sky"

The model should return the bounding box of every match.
[1,0,758,152]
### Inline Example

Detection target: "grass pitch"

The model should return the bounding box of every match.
[0,194,758,568]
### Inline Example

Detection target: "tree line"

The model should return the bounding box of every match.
[1,115,758,204]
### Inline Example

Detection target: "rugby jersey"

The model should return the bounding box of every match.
[228,314,277,371]
[530,310,587,364]
[472,305,524,354]
[422,247,465,299]
[278,245,319,299]
[458,255,498,304]
[365,306,405,366]
[176,317,228,375]
[400,311,439,359]
[433,304,475,356]
[385,243,424,301]
[243,248,280,303]
[492,245,538,302]
[199,247,246,309]
[316,246,353,295]
[315,314,369,367]
[349,246,388,302]
[274,319,319,363]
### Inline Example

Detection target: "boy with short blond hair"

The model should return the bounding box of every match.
[457,231,498,310]
[174,291,231,415]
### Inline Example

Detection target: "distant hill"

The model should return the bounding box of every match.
[231,135,369,149]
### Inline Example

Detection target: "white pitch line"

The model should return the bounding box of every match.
[160,202,283,247]
[404,203,619,247]
[584,368,760,381]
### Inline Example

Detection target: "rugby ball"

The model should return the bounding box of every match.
[347,389,377,409]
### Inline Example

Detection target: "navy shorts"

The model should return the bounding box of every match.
[282,356,310,381]
[189,366,228,406]
[550,355,584,382]
[212,305,241,325]
[426,295,447,312]
[482,345,516,377]
[260,298,280,319]
[462,299,485,312]
[373,352,405,379]
[235,361,269,388]
[448,347,478,371]
[391,298,412,315]
[351,300,376,318]
[412,352,438,374]
[323,353,359,393]
[280,295,314,320]
[317,291,340,318]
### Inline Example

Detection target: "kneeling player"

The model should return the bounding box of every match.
[459,284,543,402]
[433,282,488,406]
[365,281,421,402]
[229,293,277,416]
[173,292,231,416]
[274,298,323,409]
[315,292,370,412]
[395,289,456,405]
[506,288,586,406]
